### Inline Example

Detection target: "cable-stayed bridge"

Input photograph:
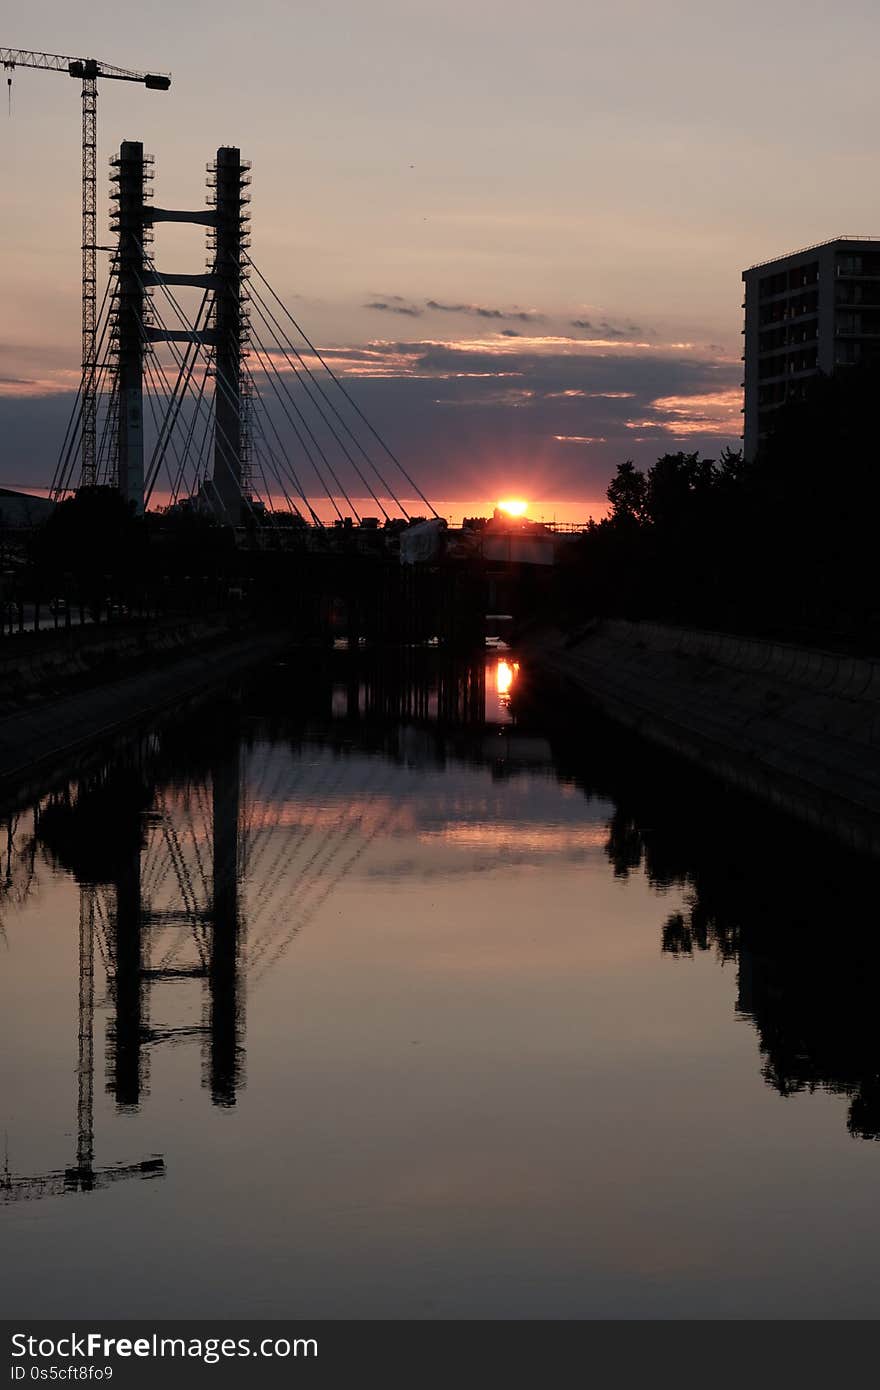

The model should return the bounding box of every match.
[50,141,438,532]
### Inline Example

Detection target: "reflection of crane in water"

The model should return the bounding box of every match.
[1,654,491,1197]
[1,884,164,1204]
[1,812,38,912]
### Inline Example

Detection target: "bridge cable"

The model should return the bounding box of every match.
[134,276,265,527]
[246,334,349,521]
[243,402,309,521]
[138,330,189,498]
[247,326,357,521]
[51,254,119,499]
[246,257,439,518]
[138,239,343,525]
[136,302,212,506]
[133,244,265,519]
[247,287,397,522]
[139,261,288,528]
[242,353,330,523]
[52,303,117,498]
[246,278,408,520]
[238,356,319,522]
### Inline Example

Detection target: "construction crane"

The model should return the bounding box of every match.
[1,48,170,486]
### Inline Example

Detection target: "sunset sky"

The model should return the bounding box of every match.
[3,0,879,517]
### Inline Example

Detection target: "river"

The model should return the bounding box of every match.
[1,649,878,1319]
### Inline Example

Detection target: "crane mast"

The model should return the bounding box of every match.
[82,72,98,484]
[1,48,170,487]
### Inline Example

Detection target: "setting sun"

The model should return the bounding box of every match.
[497,498,528,517]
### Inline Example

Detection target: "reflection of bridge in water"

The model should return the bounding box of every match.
[1,652,542,1202]
[6,649,878,1207]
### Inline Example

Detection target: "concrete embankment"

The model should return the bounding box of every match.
[526,619,880,856]
[0,616,289,800]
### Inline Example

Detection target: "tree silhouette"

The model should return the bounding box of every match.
[567,367,880,650]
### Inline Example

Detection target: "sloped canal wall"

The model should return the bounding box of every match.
[527,619,880,856]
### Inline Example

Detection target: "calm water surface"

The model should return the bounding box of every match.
[1,651,879,1319]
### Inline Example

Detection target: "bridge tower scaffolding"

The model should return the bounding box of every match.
[110,141,152,513]
[208,148,251,525]
[104,143,251,520]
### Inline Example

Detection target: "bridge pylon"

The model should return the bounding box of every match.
[106,142,251,523]
[208,148,251,526]
[110,140,152,515]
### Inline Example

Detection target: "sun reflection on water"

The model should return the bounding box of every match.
[496,658,520,701]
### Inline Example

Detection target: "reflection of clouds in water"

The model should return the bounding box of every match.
[244,796,416,835]
[398,725,439,765]
[256,747,616,880]
[241,745,612,848]
[362,821,610,881]
[361,848,608,882]
[420,823,608,851]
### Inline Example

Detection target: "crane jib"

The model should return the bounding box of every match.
[0,50,170,88]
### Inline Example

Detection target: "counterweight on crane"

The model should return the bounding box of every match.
[0,48,170,486]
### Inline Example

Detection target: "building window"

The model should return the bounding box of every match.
[788,261,818,289]
[835,341,862,365]
[759,270,788,298]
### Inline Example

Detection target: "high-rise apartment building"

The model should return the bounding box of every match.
[742,236,880,459]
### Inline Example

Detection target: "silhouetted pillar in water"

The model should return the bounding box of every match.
[113,828,143,1107]
[76,886,95,1175]
[474,659,486,724]
[347,590,360,652]
[209,740,243,1106]
[346,666,360,722]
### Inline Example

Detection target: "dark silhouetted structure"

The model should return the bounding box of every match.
[742,235,880,458]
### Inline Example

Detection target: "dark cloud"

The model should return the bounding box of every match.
[501,330,521,338]
[299,341,740,500]
[426,300,545,323]
[364,300,423,317]
[0,340,740,508]
[570,318,641,339]
[367,299,642,335]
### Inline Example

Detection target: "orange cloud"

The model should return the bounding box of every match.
[0,368,81,398]
[546,389,635,399]
[297,335,716,381]
[626,387,742,437]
